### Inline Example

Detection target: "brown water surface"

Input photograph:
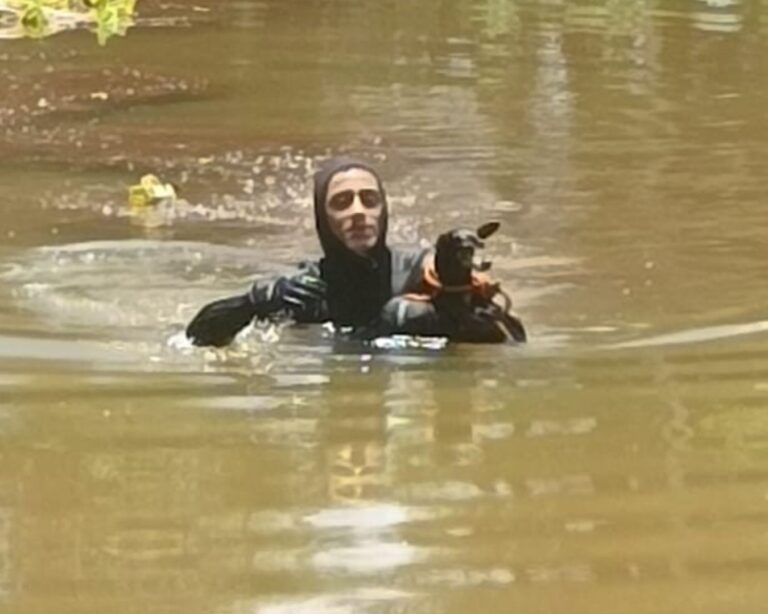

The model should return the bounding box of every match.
[2,1,768,612]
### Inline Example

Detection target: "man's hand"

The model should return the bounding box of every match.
[272,272,327,321]
[186,294,258,347]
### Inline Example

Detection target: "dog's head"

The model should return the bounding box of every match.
[434,221,500,287]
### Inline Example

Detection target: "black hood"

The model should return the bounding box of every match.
[313,156,389,257]
[312,156,392,326]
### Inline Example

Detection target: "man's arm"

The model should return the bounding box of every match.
[185,291,259,347]
[185,268,328,347]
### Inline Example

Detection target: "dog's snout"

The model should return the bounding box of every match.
[474,258,492,272]
[457,246,475,267]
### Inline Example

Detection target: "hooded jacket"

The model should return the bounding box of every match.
[186,157,426,347]
[313,156,408,326]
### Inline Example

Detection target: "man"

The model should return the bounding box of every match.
[186,156,526,347]
[186,156,425,346]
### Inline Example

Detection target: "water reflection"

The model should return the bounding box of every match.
[2,333,768,608]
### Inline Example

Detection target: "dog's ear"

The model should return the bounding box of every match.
[477,221,500,240]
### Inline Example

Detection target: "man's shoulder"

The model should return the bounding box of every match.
[389,244,431,271]
[389,244,432,294]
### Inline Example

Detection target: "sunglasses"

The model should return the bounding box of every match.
[327,189,383,211]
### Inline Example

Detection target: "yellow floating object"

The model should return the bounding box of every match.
[128,174,177,208]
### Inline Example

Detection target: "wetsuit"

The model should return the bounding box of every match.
[186,157,427,347]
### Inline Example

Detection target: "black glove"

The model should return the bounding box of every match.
[251,271,327,323]
[186,293,258,347]
[186,268,328,347]
[459,303,527,343]
[278,272,327,320]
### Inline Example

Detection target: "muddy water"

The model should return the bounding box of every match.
[2,1,768,612]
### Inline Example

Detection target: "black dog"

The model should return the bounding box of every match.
[433,221,499,306]
[379,222,526,343]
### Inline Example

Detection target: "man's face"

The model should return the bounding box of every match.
[324,168,384,255]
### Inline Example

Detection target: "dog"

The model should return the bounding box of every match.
[379,222,526,343]
[433,220,500,307]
